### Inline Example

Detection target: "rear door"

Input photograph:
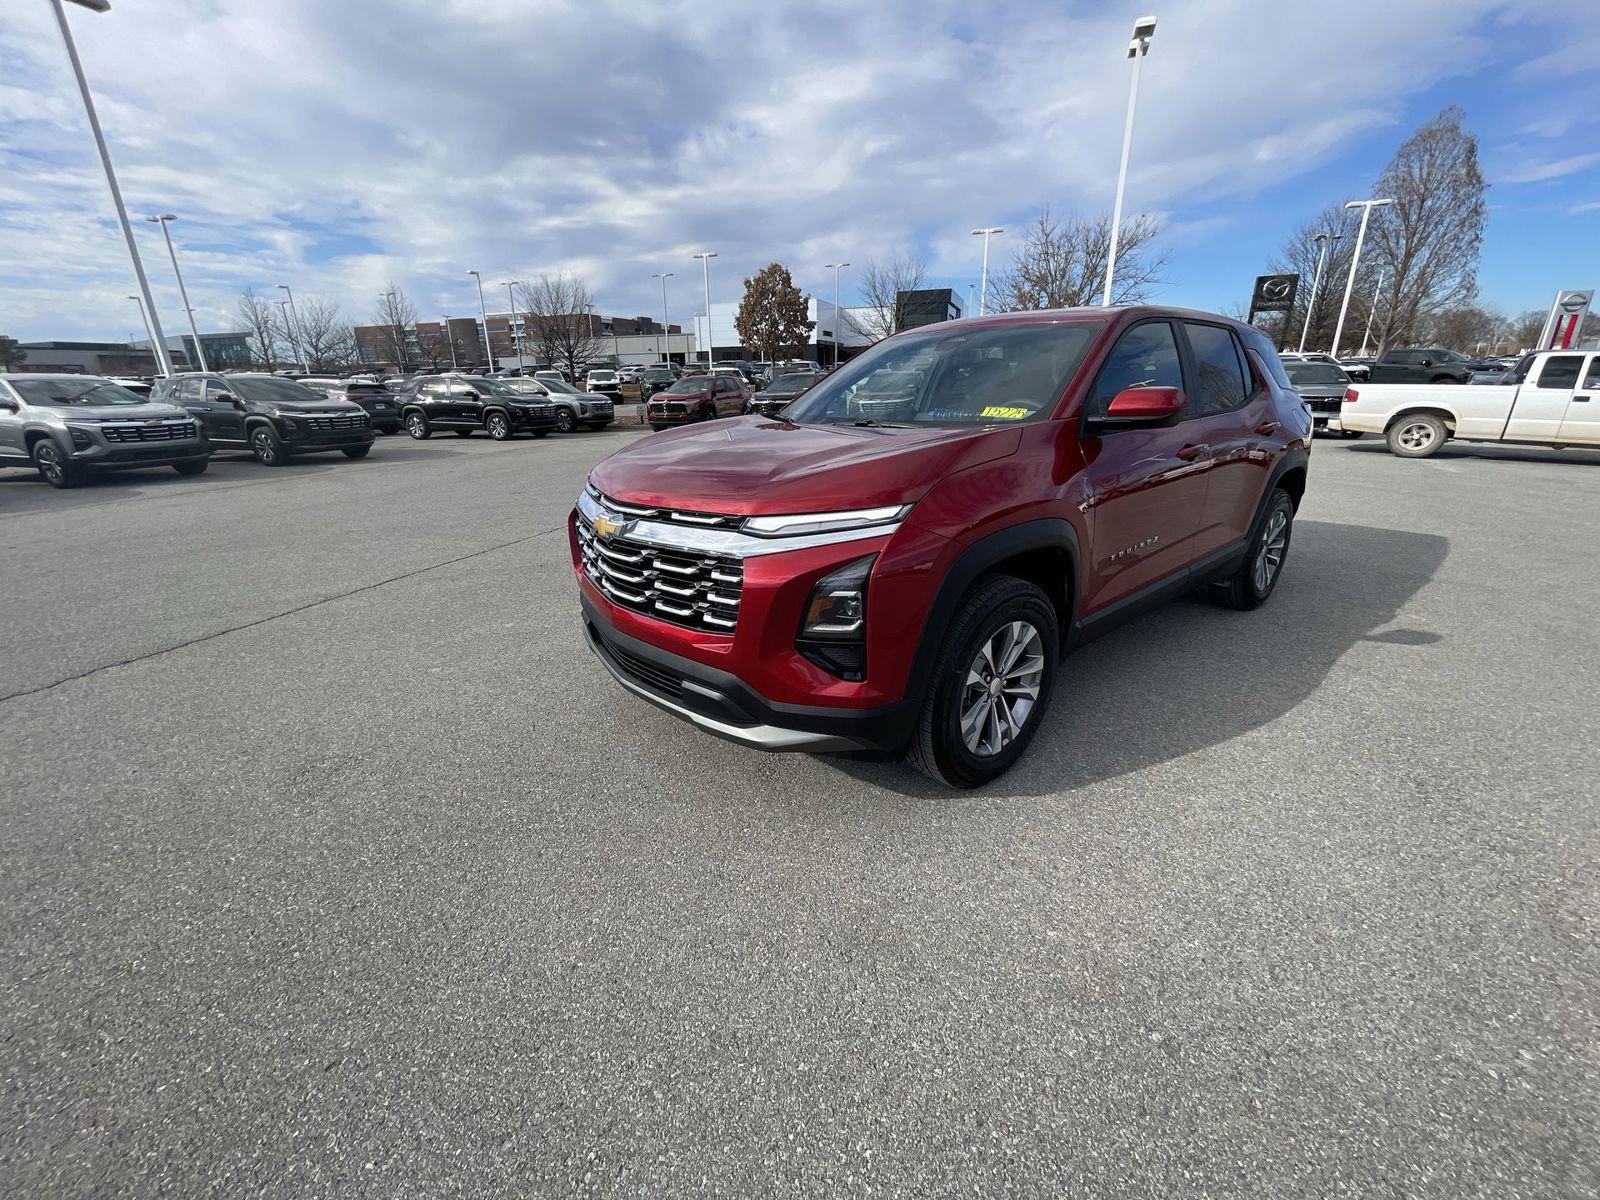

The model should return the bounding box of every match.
[1079,319,1211,614]
[0,380,27,462]
[1504,354,1585,441]
[1181,320,1275,558]
[1555,354,1600,445]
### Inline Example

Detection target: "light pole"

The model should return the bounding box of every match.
[274,300,299,370]
[969,231,1001,316]
[824,261,850,365]
[1331,197,1393,357]
[1297,230,1342,354]
[1103,14,1157,307]
[1360,268,1387,357]
[466,270,493,367]
[503,280,523,367]
[127,294,156,366]
[145,214,208,372]
[443,316,458,369]
[692,252,717,366]
[651,272,674,364]
[275,284,305,370]
[50,0,173,376]
[380,290,405,372]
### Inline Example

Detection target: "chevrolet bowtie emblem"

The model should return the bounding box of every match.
[593,513,625,539]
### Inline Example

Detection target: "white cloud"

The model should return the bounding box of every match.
[1496,152,1600,184]
[0,0,1589,341]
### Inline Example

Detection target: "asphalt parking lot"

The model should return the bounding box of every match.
[3,430,1597,1197]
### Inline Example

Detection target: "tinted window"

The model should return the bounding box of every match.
[1537,356,1583,389]
[665,378,711,394]
[1090,322,1184,415]
[1585,358,1600,390]
[228,376,326,403]
[1185,323,1249,416]
[11,377,147,407]
[1247,331,1295,391]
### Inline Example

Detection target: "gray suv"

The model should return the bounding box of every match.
[0,373,211,489]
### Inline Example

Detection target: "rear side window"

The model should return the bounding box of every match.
[1247,332,1295,391]
[1536,356,1584,389]
[1585,358,1600,390]
[1184,322,1248,416]
[1090,321,1184,416]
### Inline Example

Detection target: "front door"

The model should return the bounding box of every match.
[455,382,486,426]
[202,379,246,443]
[1504,354,1585,441]
[1079,320,1211,615]
[1556,355,1600,446]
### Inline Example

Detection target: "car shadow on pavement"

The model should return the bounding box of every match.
[830,520,1449,799]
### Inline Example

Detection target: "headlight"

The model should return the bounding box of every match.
[742,505,909,538]
[797,554,876,680]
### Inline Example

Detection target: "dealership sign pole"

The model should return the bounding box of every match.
[1536,290,1593,350]
[1247,273,1299,332]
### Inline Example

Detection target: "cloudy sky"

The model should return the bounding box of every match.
[2,0,1596,344]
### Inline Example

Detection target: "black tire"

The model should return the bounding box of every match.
[1338,430,1364,440]
[555,408,577,434]
[907,576,1059,789]
[1212,488,1294,611]
[250,424,290,466]
[1387,412,1447,458]
[485,410,512,440]
[31,438,80,489]
[650,424,667,432]
[1429,375,1460,385]
[455,429,473,438]
[405,411,431,439]
[342,446,371,459]
[532,431,550,439]
[173,459,208,476]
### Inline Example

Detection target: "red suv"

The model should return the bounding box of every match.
[571,307,1311,787]
[646,373,750,431]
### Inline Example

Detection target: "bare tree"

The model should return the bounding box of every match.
[237,287,281,368]
[372,284,418,371]
[1365,106,1487,351]
[290,297,358,372]
[849,253,927,343]
[516,273,605,376]
[989,207,1165,314]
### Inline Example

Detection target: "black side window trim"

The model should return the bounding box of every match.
[1083,318,1193,427]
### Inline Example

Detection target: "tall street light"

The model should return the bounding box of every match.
[275,283,305,371]
[1331,197,1393,357]
[692,252,717,367]
[969,231,1001,316]
[652,272,674,364]
[1360,268,1387,357]
[275,300,302,371]
[1103,14,1157,307]
[503,279,523,367]
[443,315,458,369]
[1297,230,1342,354]
[824,261,850,365]
[466,270,494,367]
[50,0,173,376]
[127,294,156,363]
[380,290,405,372]
[145,213,208,372]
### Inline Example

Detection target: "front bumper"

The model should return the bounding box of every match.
[582,595,908,753]
[70,442,211,469]
[645,405,707,426]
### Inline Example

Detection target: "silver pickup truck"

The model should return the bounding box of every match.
[1338,349,1599,457]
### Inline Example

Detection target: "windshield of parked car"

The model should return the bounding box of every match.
[664,378,711,394]
[768,373,814,391]
[9,377,149,406]
[588,370,617,378]
[783,320,1104,427]
[536,379,581,395]
[228,376,330,403]
[1284,362,1350,385]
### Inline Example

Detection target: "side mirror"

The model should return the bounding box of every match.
[1098,385,1184,427]
[1418,358,1433,368]
[231,397,247,411]
[0,399,18,413]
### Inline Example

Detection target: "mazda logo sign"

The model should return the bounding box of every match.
[1262,279,1291,301]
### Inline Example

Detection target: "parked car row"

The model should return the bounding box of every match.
[0,368,615,491]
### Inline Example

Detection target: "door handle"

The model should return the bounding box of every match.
[1574,395,1590,403]
[1255,421,1280,435]
[1176,444,1209,461]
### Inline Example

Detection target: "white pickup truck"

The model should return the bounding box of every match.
[1339,349,1600,457]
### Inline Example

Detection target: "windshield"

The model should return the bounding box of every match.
[229,376,329,403]
[1284,362,1349,385]
[11,377,148,407]
[588,370,617,378]
[541,379,583,395]
[664,378,711,394]
[784,319,1103,427]
[768,374,814,391]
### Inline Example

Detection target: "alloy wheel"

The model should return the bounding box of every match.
[408,414,426,438]
[1397,421,1436,452]
[1253,509,1289,594]
[34,442,64,483]
[960,620,1044,758]
[487,413,510,439]
[252,428,276,464]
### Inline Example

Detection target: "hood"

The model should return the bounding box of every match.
[1291,384,1348,399]
[589,416,1022,515]
[263,398,365,414]
[54,402,191,422]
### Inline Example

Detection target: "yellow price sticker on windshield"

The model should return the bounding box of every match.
[980,406,1029,420]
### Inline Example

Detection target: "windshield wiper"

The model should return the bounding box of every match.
[852,418,907,428]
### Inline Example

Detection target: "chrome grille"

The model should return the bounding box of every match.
[577,513,743,632]
[588,488,742,530]
[304,413,368,431]
[101,420,197,443]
